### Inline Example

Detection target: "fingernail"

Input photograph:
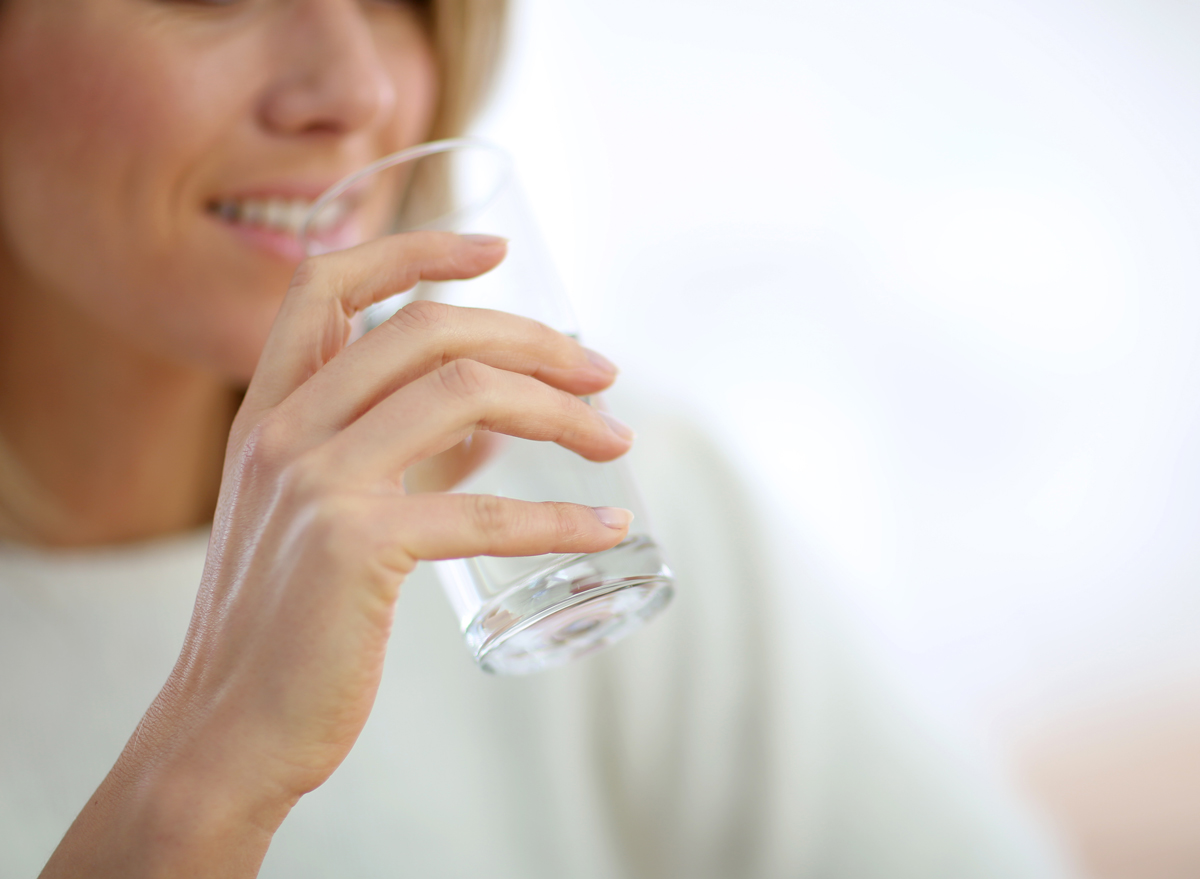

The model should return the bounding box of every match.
[461,233,507,247]
[584,347,619,375]
[593,507,634,529]
[599,410,635,441]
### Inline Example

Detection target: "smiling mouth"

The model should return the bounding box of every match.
[206,195,349,238]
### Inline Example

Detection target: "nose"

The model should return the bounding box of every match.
[259,0,398,137]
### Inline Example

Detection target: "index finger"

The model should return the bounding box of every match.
[242,231,506,417]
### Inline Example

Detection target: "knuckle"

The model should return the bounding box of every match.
[391,298,451,334]
[531,315,565,346]
[278,449,337,507]
[298,493,367,558]
[468,494,511,537]
[546,388,587,442]
[548,503,585,543]
[286,255,351,316]
[553,386,581,416]
[288,254,326,293]
[302,491,356,536]
[434,358,491,401]
[236,414,296,477]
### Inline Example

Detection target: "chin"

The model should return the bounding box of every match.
[202,307,280,386]
[147,256,295,384]
[135,286,279,386]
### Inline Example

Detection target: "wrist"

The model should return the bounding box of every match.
[120,698,300,858]
[125,753,286,875]
[42,702,298,878]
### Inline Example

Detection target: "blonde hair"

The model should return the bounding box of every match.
[427,0,510,139]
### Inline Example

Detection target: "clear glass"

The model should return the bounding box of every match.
[300,139,674,674]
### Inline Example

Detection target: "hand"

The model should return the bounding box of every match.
[42,232,632,877]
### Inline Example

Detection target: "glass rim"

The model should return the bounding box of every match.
[298,136,513,256]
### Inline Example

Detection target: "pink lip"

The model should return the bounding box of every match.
[206,180,366,262]
[208,211,365,263]
[212,218,307,263]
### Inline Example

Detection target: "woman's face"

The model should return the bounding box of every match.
[0,0,438,381]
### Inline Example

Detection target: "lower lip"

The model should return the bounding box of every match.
[209,212,363,262]
[210,213,307,263]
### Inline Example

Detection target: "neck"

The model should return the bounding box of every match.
[0,274,239,548]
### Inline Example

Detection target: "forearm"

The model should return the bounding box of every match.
[40,710,295,879]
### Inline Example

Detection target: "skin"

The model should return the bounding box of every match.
[0,0,634,875]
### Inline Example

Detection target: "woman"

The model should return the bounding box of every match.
[0,1,1071,876]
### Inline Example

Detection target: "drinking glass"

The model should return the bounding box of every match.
[299,139,674,675]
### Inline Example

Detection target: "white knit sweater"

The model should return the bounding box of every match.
[0,399,1071,878]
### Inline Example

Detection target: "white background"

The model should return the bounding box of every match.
[478,0,1200,754]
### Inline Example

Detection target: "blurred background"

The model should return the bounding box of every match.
[476,1,1200,876]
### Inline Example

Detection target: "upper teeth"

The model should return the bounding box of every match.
[212,196,346,236]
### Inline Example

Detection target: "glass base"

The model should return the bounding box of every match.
[463,535,674,675]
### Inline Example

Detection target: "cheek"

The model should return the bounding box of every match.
[0,16,204,264]
[381,24,440,146]
[0,12,269,379]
